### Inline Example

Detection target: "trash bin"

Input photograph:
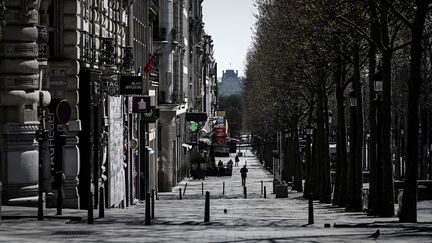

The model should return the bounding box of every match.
[275,182,288,198]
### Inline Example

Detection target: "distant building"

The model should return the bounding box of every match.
[219,70,243,96]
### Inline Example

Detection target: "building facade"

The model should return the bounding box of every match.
[0,0,216,210]
[219,69,242,97]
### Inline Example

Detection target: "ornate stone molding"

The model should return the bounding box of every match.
[36,25,48,60]
[0,74,39,90]
[121,46,133,72]
[101,37,116,66]
[5,8,38,25]
[0,0,6,41]
[0,42,38,58]
[4,122,39,134]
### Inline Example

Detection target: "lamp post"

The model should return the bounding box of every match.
[304,125,314,197]
[373,76,383,212]
[400,128,405,178]
[328,110,334,143]
[365,131,370,171]
[37,93,47,220]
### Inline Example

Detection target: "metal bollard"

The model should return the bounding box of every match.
[0,181,2,222]
[56,171,63,216]
[145,192,151,225]
[264,186,267,198]
[223,181,225,195]
[261,180,263,194]
[88,185,94,224]
[179,188,182,200]
[151,189,155,219]
[204,191,210,222]
[244,186,247,199]
[202,182,204,195]
[183,183,188,195]
[308,193,314,224]
[99,186,104,218]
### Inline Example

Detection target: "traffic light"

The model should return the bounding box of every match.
[189,121,199,133]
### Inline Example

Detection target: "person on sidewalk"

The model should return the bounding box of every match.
[218,160,224,170]
[227,159,233,170]
[235,155,240,166]
[240,165,248,187]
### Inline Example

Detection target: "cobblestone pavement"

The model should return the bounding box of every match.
[1,150,432,242]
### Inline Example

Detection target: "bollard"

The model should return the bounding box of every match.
[264,186,267,198]
[179,188,182,200]
[202,182,204,195]
[99,186,104,218]
[223,181,225,195]
[145,192,151,225]
[261,180,263,194]
[88,185,94,224]
[56,171,63,216]
[183,183,188,195]
[308,193,314,224]
[0,181,2,223]
[204,191,210,222]
[244,186,247,199]
[151,189,155,219]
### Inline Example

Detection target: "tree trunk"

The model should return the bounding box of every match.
[347,40,363,211]
[380,49,395,217]
[317,69,331,203]
[293,121,303,192]
[379,5,394,215]
[399,0,428,223]
[366,0,379,217]
[354,40,364,211]
[333,44,344,206]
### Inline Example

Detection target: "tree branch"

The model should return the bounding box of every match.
[390,4,413,30]
[336,14,378,48]
[393,41,412,52]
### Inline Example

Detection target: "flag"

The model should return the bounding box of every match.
[144,48,160,75]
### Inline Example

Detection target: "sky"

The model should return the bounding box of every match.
[202,0,257,79]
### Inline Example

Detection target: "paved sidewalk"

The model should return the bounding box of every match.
[0,149,431,242]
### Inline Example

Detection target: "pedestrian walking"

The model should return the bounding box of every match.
[240,165,248,187]
[235,155,240,166]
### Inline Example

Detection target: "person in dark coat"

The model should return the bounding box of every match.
[235,155,240,166]
[218,160,224,170]
[240,165,248,186]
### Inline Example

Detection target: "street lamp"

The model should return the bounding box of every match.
[349,90,357,107]
[373,79,383,93]
[306,125,314,135]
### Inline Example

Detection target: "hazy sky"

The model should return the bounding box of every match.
[202,0,257,78]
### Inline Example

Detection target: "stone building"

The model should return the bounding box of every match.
[0,0,216,211]
[219,69,242,97]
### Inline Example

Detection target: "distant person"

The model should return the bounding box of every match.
[235,155,240,166]
[218,160,224,170]
[227,159,233,169]
[240,165,248,187]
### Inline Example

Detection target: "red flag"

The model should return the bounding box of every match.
[144,48,160,75]
[144,55,156,75]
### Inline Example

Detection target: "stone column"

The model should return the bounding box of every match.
[0,0,53,203]
[159,0,174,103]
